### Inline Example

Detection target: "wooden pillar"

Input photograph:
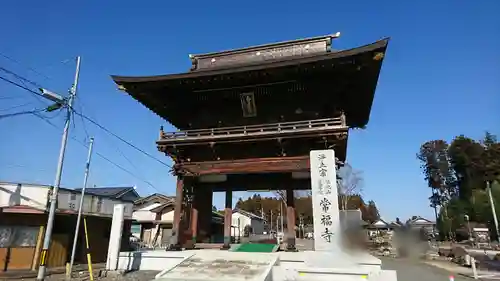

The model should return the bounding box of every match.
[168,176,184,251]
[286,188,297,251]
[196,188,213,243]
[31,225,45,270]
[190,187,199,246]
[205,189,213,241]
[222,188,232,250]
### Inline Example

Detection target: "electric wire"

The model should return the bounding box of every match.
[0,75,48,100]
[75,96,147,179]
[1,164,52,173]
[0,66,44,89]
[0,67,49,105]
[1,65,179,183]
[33,112,162,192]
[73,111,173,169]
[1,67,173,171]
[75,96,90,140]
[0,55,165,192]
[0,107,50,120]
[0,102,32,112]
[0,96,24,100]
[0,51,51,80]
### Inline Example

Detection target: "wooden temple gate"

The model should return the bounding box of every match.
[112,33,389,251]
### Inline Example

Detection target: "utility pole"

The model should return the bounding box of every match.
[276,213,279,233]
[280,202,284,234]
[431,189,439,234]
[299,215,304,238]
[37,56,81,281]
[68,137,94,279]
[487,181,500,240]
[270,210,273,233]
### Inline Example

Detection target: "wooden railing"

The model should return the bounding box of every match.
[159,116,347,142]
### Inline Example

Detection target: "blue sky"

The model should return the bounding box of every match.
[0,1,498,221]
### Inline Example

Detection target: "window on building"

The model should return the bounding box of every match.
[0,226,38,247]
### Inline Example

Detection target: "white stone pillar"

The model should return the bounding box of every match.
[106,203,125,271]
[310,149,340,252]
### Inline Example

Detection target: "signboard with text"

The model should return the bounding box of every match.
[309,149,340,252]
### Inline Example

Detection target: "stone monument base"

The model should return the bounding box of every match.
[277,250,395,281]
[154,250,277,281]
[144,250,397,281]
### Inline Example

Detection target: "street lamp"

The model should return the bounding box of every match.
[39,88,65,103]
[39,88,66,113]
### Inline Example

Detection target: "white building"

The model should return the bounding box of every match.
[131,193,176,248]
[0,182,135,218]
[231,209,266,237]
[131,193,225,247]
[406,216,435,233]
[366,218,393,238]
[0,182,135,271]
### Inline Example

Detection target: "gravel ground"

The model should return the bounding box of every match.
[42,260,469,281]
[18,252,490,281]
[21,270,160,281]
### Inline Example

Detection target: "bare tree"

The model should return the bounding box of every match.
[273,190,309,206]
[273,190,286,205]
[275,157,342,203]
[337,163,364,210]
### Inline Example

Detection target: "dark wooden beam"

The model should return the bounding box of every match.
[178,156,309,175]
[196,173,311,192]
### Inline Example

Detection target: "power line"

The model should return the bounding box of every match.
[0,75,47,100]
[33,113,161,192]
[73,111,173,169]
[0,102,32,112]
[0,64,174,188]
[75,96,90,139]
[0,52,51,80]
[0,66,44,89]
[0,107,49,120]
[0,67,64,106]
[0,96,25,100]
[75,96,146,178]
[1,67,173,171]
[0,67,48,105]
[1,164,52,174]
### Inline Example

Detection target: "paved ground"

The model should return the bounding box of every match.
[18,260,480,281]
[381,257,472,281]
[29,260,472,281]
[15,241,497,281]
[296,239,473,280]
[295,238,314,251]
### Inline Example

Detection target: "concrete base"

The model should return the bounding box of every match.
[155,251,277,281]
[117,250,193,271]
[279,250,383,273]
[115,249,397,281]
[166,244,183,251]
[275,250,394,281]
